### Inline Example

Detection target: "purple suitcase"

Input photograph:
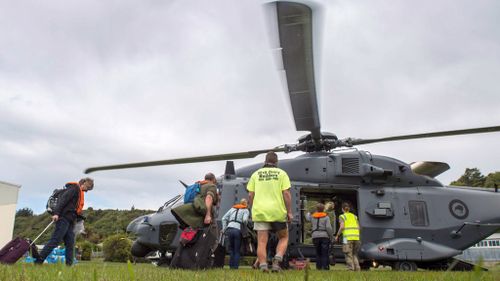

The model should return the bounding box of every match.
[0,221,52,264]
[0,237,32,264]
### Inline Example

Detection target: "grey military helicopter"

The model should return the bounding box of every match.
[85,2,500,271]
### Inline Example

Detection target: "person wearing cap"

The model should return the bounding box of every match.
[35,177,94,266]
[247,151,292,272]
[222,198,250,269]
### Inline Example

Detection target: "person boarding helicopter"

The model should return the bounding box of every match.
[306,203,334,270]
[336,202,361,271]
[221,198,250,269]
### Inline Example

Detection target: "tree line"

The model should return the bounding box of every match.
[449,168,499,188]
[14,207,152,245]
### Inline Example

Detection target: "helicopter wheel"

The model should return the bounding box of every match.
[281,253,291,270]
[360,261,372,271]
[393,261,417,271]
[155,251,171,267]
[150,251,171,267]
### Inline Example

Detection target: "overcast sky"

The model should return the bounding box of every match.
[1,0,499,214]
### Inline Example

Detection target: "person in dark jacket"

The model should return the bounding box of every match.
[306,203,333,270]
[35,177,94,266]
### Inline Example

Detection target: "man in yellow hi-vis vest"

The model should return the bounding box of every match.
[335,202,361,271]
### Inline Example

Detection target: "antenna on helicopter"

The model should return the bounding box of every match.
[179,180,188,188]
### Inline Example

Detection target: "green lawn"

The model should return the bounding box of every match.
[1,261,499,281]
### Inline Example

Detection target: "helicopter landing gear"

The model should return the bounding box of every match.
[392,261,417,271]
[151,251,171,267]
[360,261,372,271]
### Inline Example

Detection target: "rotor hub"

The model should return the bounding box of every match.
[287,132,341,152]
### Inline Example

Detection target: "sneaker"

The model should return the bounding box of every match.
[260,264,269,273]
[271,258,282,272]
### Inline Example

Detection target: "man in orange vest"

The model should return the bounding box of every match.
[35,177,94,266]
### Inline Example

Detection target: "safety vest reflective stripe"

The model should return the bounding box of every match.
[341,212,360,241]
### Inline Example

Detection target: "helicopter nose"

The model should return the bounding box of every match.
[127,215,148,234]
[131,241,151,257]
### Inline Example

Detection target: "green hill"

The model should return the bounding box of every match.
[13,208,154,245]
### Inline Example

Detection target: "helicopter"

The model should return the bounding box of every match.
[84,1,500,271]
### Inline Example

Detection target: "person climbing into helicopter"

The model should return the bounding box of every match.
[170,172,220,269]
[247,151,293,272]
[305,203,333,270]
[171,172,219,229]
[335,201,361,271]
[221,198,250,269]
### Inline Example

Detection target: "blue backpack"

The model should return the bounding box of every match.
[183,182,201,204]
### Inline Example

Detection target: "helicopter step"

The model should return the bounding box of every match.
[447,257,488,271]
[412,256,489,271]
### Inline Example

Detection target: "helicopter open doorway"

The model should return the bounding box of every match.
[298,187,358,243]
[287,185,360,265]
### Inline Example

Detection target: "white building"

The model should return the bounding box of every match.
[0,181,21,247]
[457,233,500,263]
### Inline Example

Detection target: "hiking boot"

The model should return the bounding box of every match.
[271,258,282,272]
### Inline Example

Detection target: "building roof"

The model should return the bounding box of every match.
[0,180,21,206]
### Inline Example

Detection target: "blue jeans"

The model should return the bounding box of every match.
[226,227,242,269]
[36,218,75,265]
[313,237,331,270]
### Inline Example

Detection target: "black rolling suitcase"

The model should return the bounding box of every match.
[0,221,53,264]
[171,226,217,269]
[212,231,226,268]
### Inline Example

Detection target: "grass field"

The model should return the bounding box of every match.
[1,261,499,281]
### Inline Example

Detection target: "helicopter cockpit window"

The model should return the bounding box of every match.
[408,200,429,227]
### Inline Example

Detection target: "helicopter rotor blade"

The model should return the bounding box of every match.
[347,125,500,146]
[84,147,286,174]
[274,2,321,142]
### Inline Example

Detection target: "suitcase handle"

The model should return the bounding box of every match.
[30,221,54,246]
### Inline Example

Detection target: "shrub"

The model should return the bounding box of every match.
[103,234,132,262]
[16,208,34,217]
[78,241,94,261]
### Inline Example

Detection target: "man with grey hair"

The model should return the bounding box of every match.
[35,177,94,266]
[247,151,292,272]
